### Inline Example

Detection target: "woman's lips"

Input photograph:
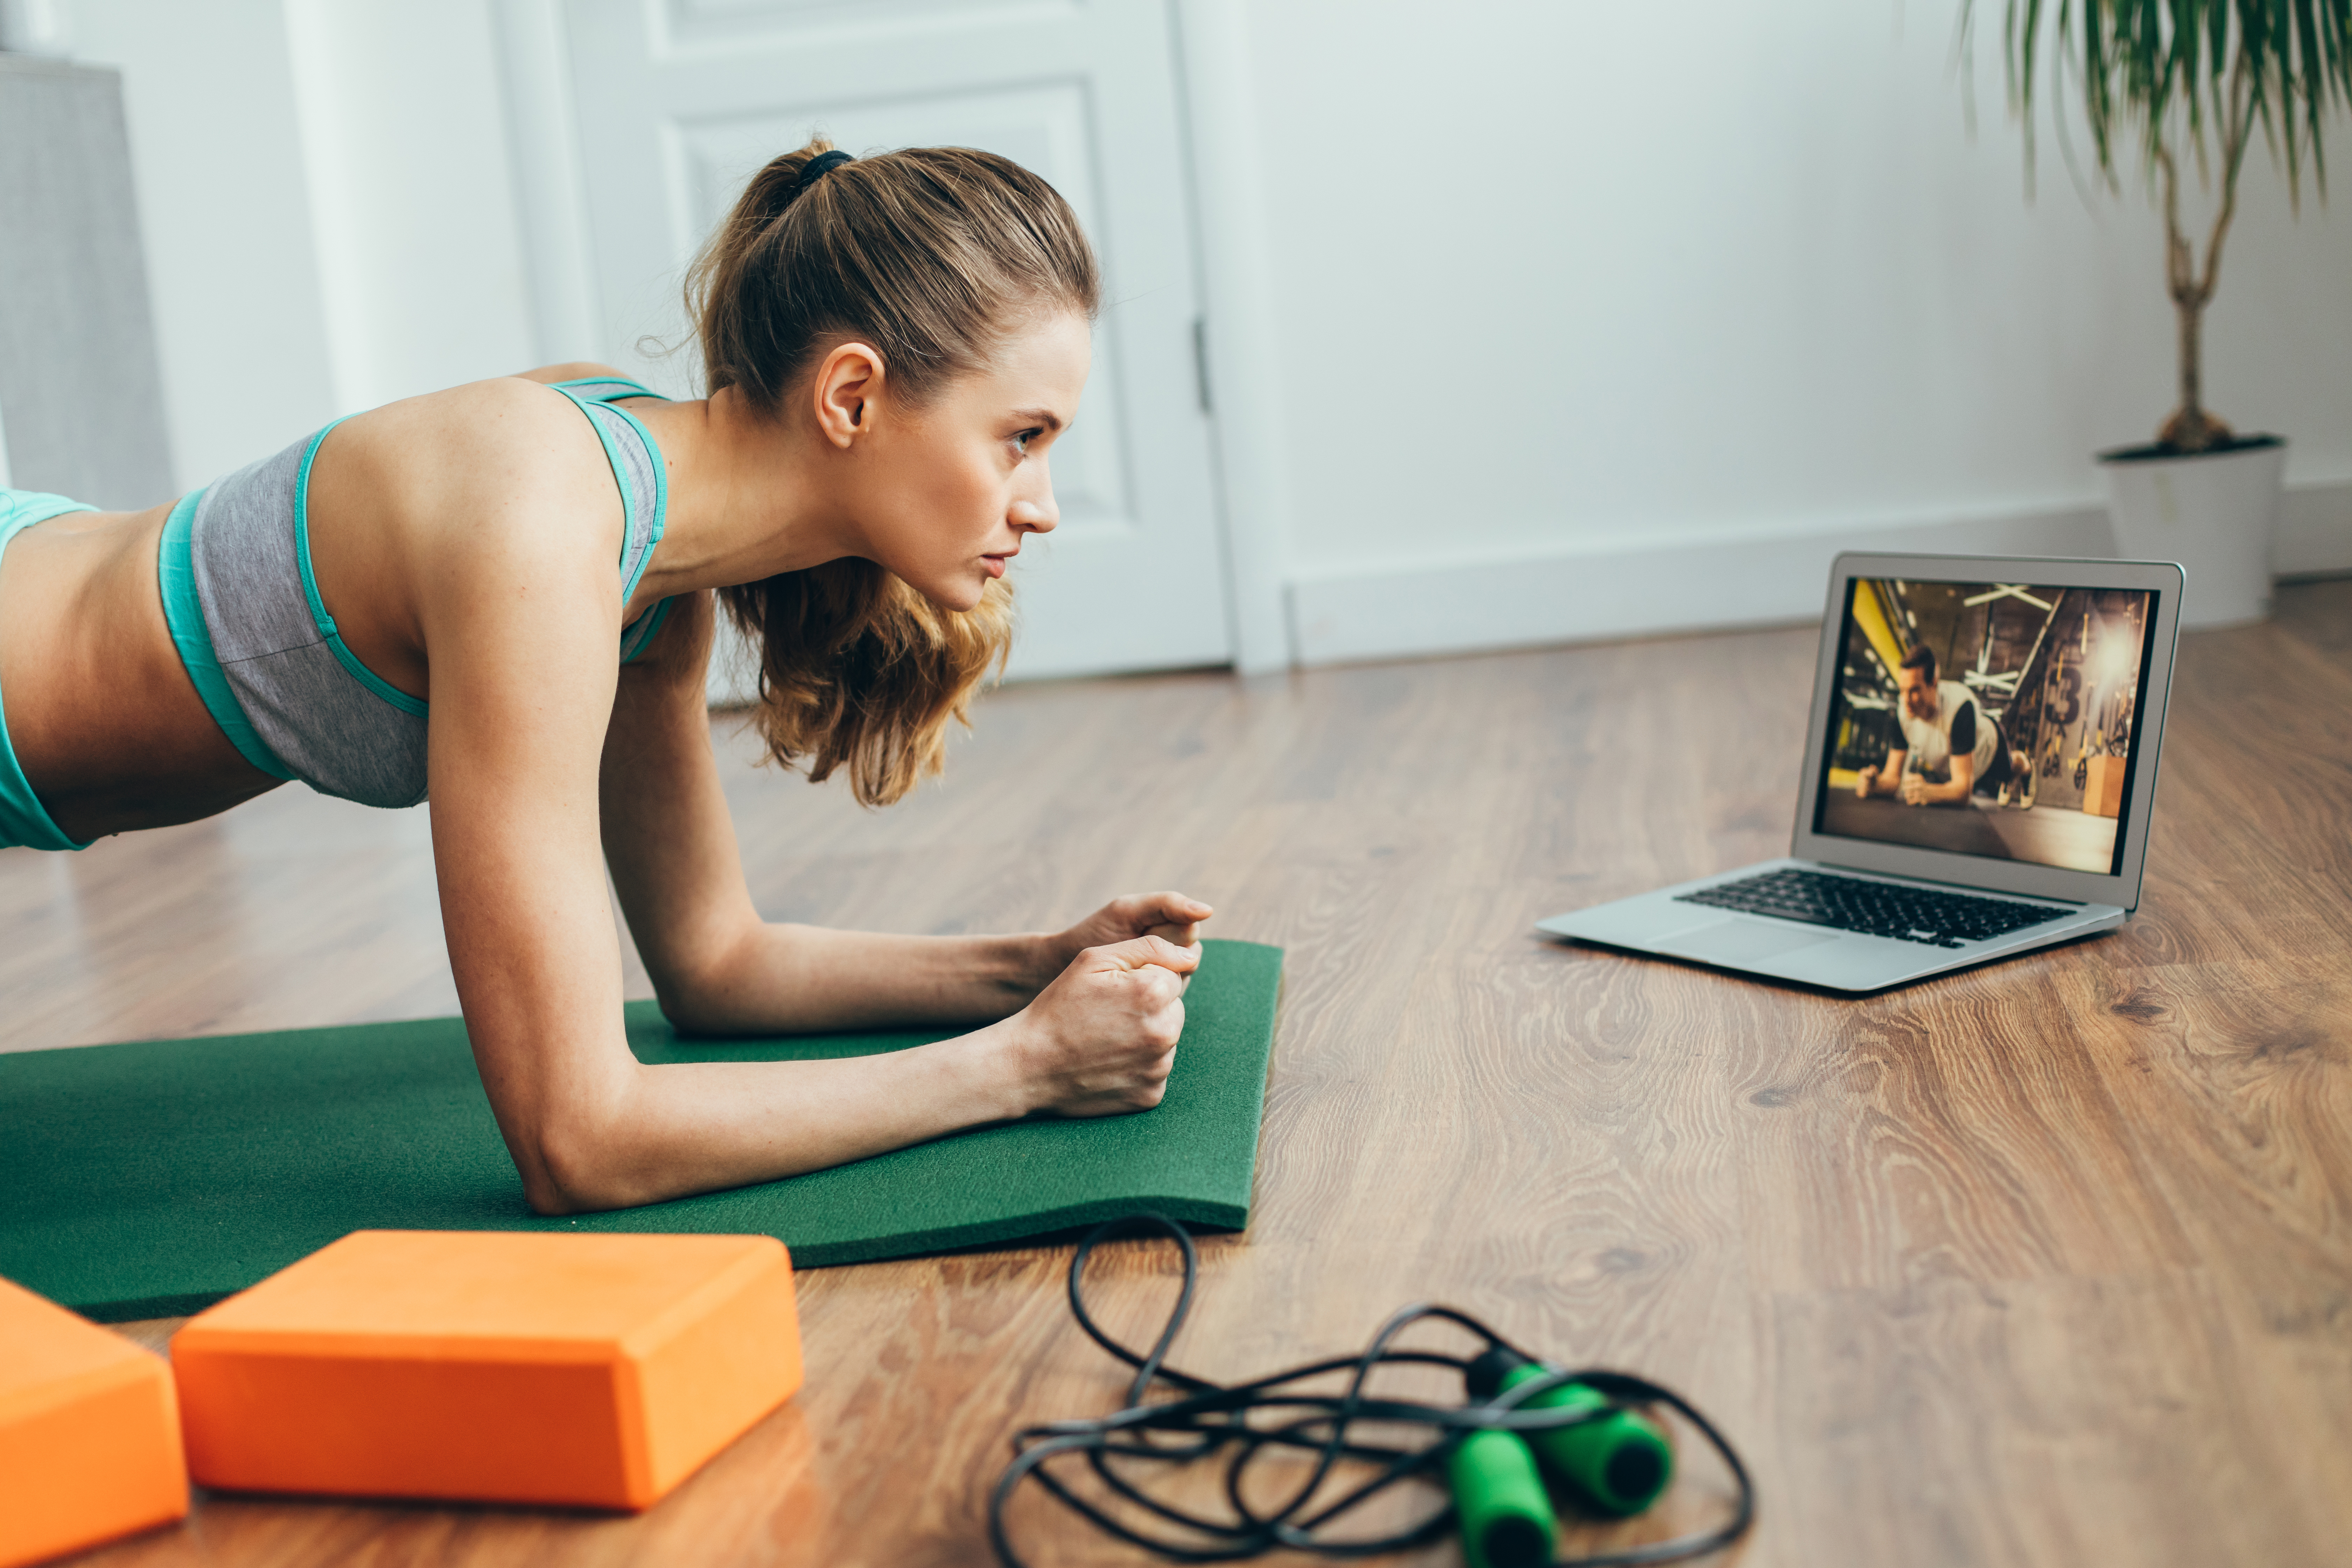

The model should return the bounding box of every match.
[982,554,1011,579]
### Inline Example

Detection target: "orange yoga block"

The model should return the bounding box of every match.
[172,1230,802,1511]
[0,1276,188,1568]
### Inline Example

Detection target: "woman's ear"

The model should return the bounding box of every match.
[813,341,886,447]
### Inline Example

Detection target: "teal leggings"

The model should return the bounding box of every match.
[0,490,100,851]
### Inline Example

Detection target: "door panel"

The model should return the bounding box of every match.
[556,0,1230,681]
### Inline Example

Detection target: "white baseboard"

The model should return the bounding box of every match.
[1287,480,2352,668]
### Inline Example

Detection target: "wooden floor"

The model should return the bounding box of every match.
[9,579,2351,1568]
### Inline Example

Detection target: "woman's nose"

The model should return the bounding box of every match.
[1009,472,1059,534]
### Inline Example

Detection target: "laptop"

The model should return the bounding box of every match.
[1538,551,2184,993]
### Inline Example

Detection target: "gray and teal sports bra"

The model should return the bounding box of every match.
[157,377,676,809]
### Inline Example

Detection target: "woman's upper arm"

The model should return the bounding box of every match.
[595,592,768,1022]
[418,440,639,1207]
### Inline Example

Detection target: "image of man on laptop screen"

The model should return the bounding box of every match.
[1815,578,2156,876]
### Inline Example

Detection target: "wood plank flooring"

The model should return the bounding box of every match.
[7,579,2349,1567]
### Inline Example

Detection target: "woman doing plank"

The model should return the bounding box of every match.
[0,140,1209,1213]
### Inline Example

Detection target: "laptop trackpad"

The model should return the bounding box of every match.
[1653,918,1840,965]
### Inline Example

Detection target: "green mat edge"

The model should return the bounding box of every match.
[53,940,1283,1322]
[82,1197,1248,1324]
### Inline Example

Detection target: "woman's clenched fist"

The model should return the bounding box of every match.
[1007,934,1199,1117]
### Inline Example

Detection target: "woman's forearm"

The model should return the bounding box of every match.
[532,933,1198,1213]
[655,921,1068,1035]
[539,1026,1030,1210]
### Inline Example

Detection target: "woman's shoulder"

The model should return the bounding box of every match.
[416,372,604,436]
[348,376,615,492]
[323,377,626,566]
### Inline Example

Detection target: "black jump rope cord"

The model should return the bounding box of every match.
[988,1213,1757,1567]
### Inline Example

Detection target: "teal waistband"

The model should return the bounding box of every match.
[1,489,99,531]
[0,492,99,851]
[159,490,295,781]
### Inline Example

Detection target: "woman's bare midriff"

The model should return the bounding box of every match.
[0,504,283,841]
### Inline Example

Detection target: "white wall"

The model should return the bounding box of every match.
[43,0,2352,665]
[282,0,537,417]
[59,0,537,492]
[1215,0,2352,663]
[63,0,341,490]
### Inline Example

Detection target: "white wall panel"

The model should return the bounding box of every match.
[1213,0,2352,662]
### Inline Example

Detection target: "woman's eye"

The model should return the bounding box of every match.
[1010,428,1042,456]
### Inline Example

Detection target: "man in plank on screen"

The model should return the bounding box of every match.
[1854,645,2031,808]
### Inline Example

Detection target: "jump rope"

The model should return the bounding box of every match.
[989,1215,1756,1568]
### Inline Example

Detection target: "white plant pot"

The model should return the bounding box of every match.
[2098,437,2286,629]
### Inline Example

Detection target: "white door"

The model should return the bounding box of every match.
[542,0,1231,682]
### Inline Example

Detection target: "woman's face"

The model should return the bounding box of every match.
[853,309,1092,613]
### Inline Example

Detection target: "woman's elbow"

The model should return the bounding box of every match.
[520,1100,656,1216]
[646,925,780,1036]
[651,980,747,1038]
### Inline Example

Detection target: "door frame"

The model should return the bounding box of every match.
[1168,0,1292,675]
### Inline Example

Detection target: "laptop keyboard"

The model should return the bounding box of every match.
[1675,868,2065,948]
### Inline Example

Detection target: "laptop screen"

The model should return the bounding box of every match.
[1811,576,2161,876]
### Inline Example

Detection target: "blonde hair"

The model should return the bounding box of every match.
[687,138,1100,806]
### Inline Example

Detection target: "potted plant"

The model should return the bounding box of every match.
[1967,0,2350,626]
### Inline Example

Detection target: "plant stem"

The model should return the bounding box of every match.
[2155,141,2215,449]
[2173,292,2206,432]
[2154,58,2255,453]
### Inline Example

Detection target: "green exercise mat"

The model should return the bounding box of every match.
[0,939,1281,1321]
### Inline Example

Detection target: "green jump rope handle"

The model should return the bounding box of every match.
[1447,1427,1557,1568]
[1464,1348,1674,1517]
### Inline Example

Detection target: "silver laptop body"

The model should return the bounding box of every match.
[1538,551,2185,993]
